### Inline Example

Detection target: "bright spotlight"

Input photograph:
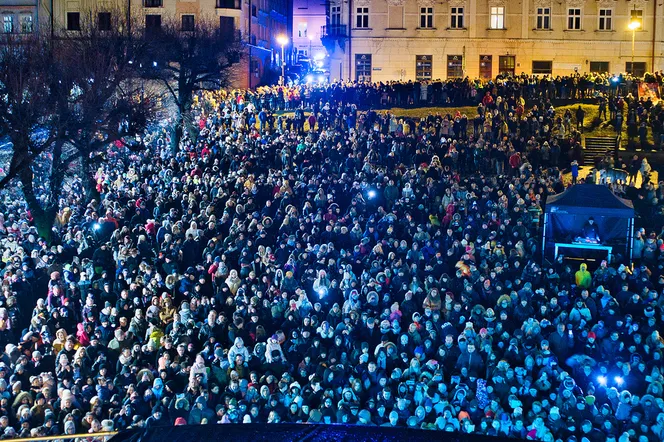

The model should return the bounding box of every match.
[317,288,327,298]
[276,35,289,47]
[93,223,101,231]
[368,190,376,199]
[305,74,314,84]
[628,20,641,31]
[614,376,624,386]
[597,376,607,386]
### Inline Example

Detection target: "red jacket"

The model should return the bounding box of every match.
[509,153,522,169]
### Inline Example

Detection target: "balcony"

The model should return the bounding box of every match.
[216,0,240,9]
[321,24,347,37]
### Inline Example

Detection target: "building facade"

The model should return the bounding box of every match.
[322,0,664,82]
[0,0,290,88]
[0,0,36,35]
[293,0,326,66]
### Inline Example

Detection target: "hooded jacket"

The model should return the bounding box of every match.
[228,337,251,364]
[187,396,214,425]
[575,263,591,289]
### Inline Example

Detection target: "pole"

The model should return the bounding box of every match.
[348,0,352,81]
[281,44,285,84]
[541,213,547,264]
[50,0,53,40]
[127,0,131,37]
[248,0,252,88]
[631,28,636,74]
[652,0,657,74]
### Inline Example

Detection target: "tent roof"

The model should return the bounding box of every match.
[545,184,634,217]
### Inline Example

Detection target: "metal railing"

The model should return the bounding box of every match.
[9,431,117,442]
[321,24,347,37]
[216,0,241,9]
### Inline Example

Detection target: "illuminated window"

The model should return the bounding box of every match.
[490,6,504,29]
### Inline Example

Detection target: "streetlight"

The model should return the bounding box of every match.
[276,35,289,85]
[628,18,641,74]
[308,34,314,64]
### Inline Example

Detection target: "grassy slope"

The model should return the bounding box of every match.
[276,103,651,145]
[381,104,639,141]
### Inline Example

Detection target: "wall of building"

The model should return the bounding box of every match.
[292,0,325,64]
[0,0,40,35]
[0,0,288,88]
[324,0,664,82]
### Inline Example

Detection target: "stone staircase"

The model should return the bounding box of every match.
[583,136,618,166]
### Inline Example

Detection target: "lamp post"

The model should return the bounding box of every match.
[276,35,289,85]
[308,34,314,64]
[628,18,641,74]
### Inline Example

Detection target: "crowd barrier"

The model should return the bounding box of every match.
[108,423,521,442]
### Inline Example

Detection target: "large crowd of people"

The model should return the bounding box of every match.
[0,73,663,442]
[219,72,664,151]
[254,72,664,110]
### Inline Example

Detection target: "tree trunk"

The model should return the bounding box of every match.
[170,80,194,156]
[80,153,100,202]
[19,167,56,243]
[21,139,66,244]
[170,114,184,156]
[32,207,58,244]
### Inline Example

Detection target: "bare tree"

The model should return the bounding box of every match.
[0,33,67,239]
[0,10,158,241]
[140,17,242,152]
[57,9,160,200]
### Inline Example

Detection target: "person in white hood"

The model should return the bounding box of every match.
[228,337,250,365]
